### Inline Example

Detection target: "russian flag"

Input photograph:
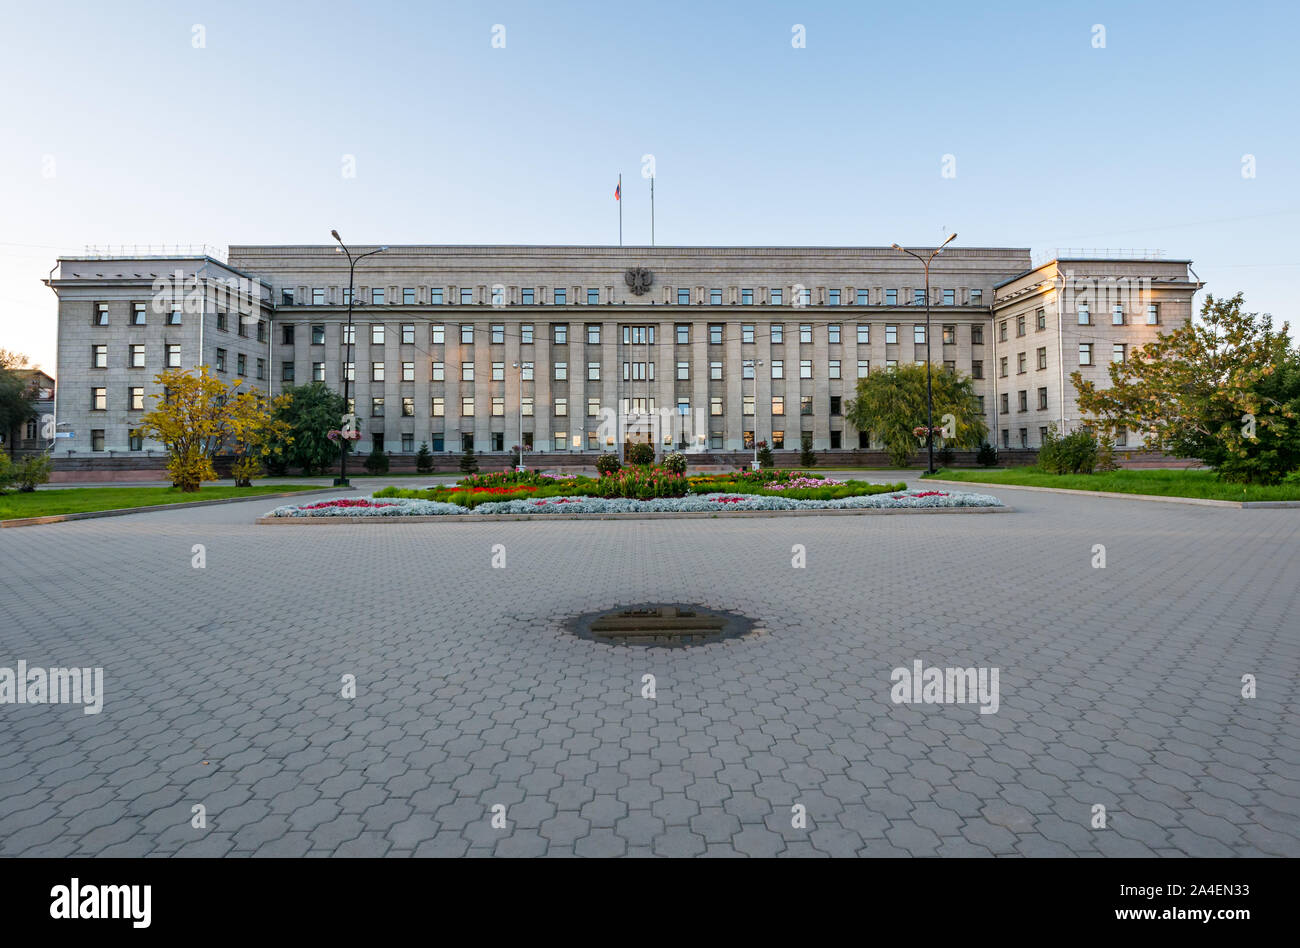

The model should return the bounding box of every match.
[614,181,621,201]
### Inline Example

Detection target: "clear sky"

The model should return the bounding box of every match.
[2,0,1296,372]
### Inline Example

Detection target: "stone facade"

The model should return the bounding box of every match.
[44,246,1202,461]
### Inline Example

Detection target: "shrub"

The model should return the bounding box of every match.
[756,440,775,469]
[799,433,817,468]
[363,449,390,475]
[976,442,998,467]
[595,452,622,476]
[231,456,261,487]
[12,453,52,492]
[1095,434,1119,473]
[1038,424,1099,475]
[415,442,434,474]
[0,451,13,493]
[661,451,687,475]
[627,442,654,466]
[459,446,479,474]
[936,445,955,468]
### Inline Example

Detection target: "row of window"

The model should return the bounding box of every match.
[993,343,1129,377]
[998,303,1160,339]
[91,303,267,339]
[283,286,986,307]
[999,427,1130,449]
[89,344,268,378]
[330,393,854,420]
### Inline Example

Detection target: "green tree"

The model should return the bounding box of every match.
[270,382,346,475]
[845,363,987,467]
[415,441,434,474]
[1073,292,1300,484]
[459,444,479,474]
[0,350,38,458]
[799,432,817,467]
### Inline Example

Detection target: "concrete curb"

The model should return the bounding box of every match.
[922,478,1300,509]
[0,487,356,528]
[256,504,1014,524]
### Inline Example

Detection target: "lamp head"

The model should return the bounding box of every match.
[330,229,341,242]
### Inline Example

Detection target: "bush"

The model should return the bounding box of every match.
[936,445,955,468]
[976,442,998,467]
[756,441,774,469]
[595,453,622,476]
[799,433,817,467]
[1038,424,1099,475]
[661,451,687,475]
[364,449,390,474]
[231,456,261,488]
[459,446,479,474]
[0,451,13,493]
[627,442,654,466]
[1096,434,1119,473]
[13,453,51,491]
[415,442,434,474]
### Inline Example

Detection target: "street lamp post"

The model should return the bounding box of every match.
[330,230,387,487]
[891,234,957,475]
[749,358,764,468]
[513,361,524,469]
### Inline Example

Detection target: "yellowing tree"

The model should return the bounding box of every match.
[226,388,292,486]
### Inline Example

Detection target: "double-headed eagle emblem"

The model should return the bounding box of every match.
[624,267,654,296]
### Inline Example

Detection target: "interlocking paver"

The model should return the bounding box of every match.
[1,475,1296,857]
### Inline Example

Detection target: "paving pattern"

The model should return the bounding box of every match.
[1,474,1297,857]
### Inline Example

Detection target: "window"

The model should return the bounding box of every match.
[972,360,983,379]
[237,316,248,337]
[588,362,601,380]
[709,324,723,344]
[431,288,444,305]
[342,289,353,305]
[431,433,445,452]
[491,396,504,417]
[771,324,784,344]
[1112,343,1126,363]
[588,397,601,418]
[91,429,105,451]
[886,325,897,345]
[1079,343,1094,365]
[460,288,474,305]
[553,324,568,345]
[432,396,445,416]
[800,395,813,416]
[92,344,107,368]
[94,303,109,326]
[429,361,444,381]
[462,433,474,452]
[169,308,182,326]
[624,325,653,344]
[128,386,144,410]
[343,361,354,381]
[400,361,414,382]
[829,360,841,379]
[1115,428,1128,447]
[829,430,841,449]
[553,431,567,452]
[91,387,107,411]
[999,321,1008,342]
[857,360,869,378]
[236,353,246,376]
[857,290,870,305]
[800,324,812,343]
[216,312,228,332]
[490,325,504,344]
[1036,308,1046,331]
[913,325,926,344]
[977,396,985,414]
[554,398,568,416]
[461,363,474,381]
[257,320,267,343]
[741,288,754,305]
[587,324,601,344]
[1018,390,1028,412]
[586,289,600,305]
[1112,305,1125,326]
[828,290,841,307]
[971,289,983,305]
[401,396,415,417]
[372,288,385,306]
[402,324,416,344]
[308,288,323,306]
[342,325,355,345]
[799,288,812,307]
[372,362,385,382]
[554,361,567,380]
[257,358,265,380]
[1147,303,1160,325]
[1078,303,1090,325]
[800,360,812,379]
[1016,314,1026,337]
[399,433,414,453]
[1002,429,1010,448]
[743,394,755,416]
[943,290,955,306]
[461,324,474,344]
[371,397,384,417]
[710,361,723,380]
[1000,393,1009,414]
[1037,347,1047,370]
[885,289,897,305]
[742,324,755,344]
[741,360,754,380]
[519,288,534,305]
[371,324,384,345]
[856,324,869,344]
[999,356,1008,378]
[914,289,926,305]
[461,396,474,416]
[675,324,689,344]
[520,361,534,380]
[771,360,783,379]
[131,302,147,325]
[972,325,984,345]
[127,431,142,451]
[547,288,563,306]
[677,288,690,305]
[770,288,783,306]
[830,395,842,416]
[492,362,505,381]
[828,324,841,344]
[1019,429,1028,448]
[710,396,723,416]
[313,362,325,381]
[942,325,955,345]
[281,362,294,382]
[710,289,722,305]
[520,324,533,344]
[1038,387,1048,410]
[772,395,785,415]
[312,324,325,345]
[1014,352,1025,374]
[215,349,226,372]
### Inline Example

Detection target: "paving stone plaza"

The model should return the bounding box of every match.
[1,476,1296,857]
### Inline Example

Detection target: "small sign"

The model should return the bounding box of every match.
[55,431,74,439]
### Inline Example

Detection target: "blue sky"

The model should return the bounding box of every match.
[2,0,1296,370]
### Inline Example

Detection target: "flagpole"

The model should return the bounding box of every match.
[618,173,623,246]
[650,176,655,246]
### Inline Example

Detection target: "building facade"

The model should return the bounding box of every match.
[1,368,55,456]
[46,245,1201,461]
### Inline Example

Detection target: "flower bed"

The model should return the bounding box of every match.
[266,488,1004,518]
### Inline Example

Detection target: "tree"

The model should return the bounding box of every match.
[226,389,292,486]
[415,441,434,474]
[134,367,272,491]
[756,440,774,468]
[845,363,988,467]
[269,382,346,475]
[1073,292,1300,484]
[799,432,817,467]
[459,444,479,474]
[0,350,38,457]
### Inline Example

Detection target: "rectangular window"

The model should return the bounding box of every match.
[914,325,926,344]
[856,290,870,305]
[1037,347,1047,370]
[743,394,755,416]
[401,433,415,453]
[742,324,755,344]
[972,360,983,379]
[710,361,723,380]
[1036,308,1046,331]
[432,396,445,417]
[520,324,533,344]
[215,349,226,372]
[521,361,534,380]
[972,325,984,345]
[281,361,294,382]
[549,288,565,306]
[742,360,754,380]
[132,302,147,325]
[1147,303,1160,325]
[520,288,534,305]
[800,395,813,416]
[1018,390,1028,412]
[430,288,444,305]
[741,288,753,305]
[1115,428,1128,447]
[128,386,144,410]
[710,289,722,305]
[999,321,1008,342]
[169,308,182,326]
[460,324,474,344]
[342,289,353,305]
[771,395,785,415]
[92,344,107,368]
[372,362,385,382]
[402,396,415,417]
[999,357,1008,378]
[402,324,416,345]
[491,396,504,417]
[371,397,384,417]
[461,396,474,416]
[828,324,841,344]
[587,324,601,344]
[857,360,869,378]
[311,324,325,345]
[588,362,600,381]
[216,312,228,332]
[236,353,246,376]
[914,289,926,305]
[1112,343,1126,363]
[586,289,600,305]
[342,326,355,345]
[677,288,691,305]
[709,324,723,344]
[94,302,109,326]
[91,429,105,451]
[885,289,897,305]
[767,324,782,345]
[343,361,355,381]
[800,324,813,343]
[431,361,444,381]
[371,324,384,345]
[237,316,248,338]
[1017,352,1027,374]
[675,324,689,344]
[459,288,473,305]
[856,324,869,345]
[257,358,265,380]
[1016,314,1026,337]
[554,398,568,416]
[313,362,325,381]
[310,288,325,306]
[830,395,842,416]
[971,289,983,305]
[828,289,841,307]
[519,397,534,417]
[885,325,897,345]
[710,396,723,416]
[799,288,812,307]
[770,288,783,306]
[490,325,504,344]
[1113,305,1125,326]
[91,387,107,411]
[771,360,783,379]
[402,288,415,306]
[461,363,474,381]
[553,324,568,345]
[492,362,505,381]
[588,397,601,418]
[1078,303,1090,325]
[553,431,567,452]
[1038,387,1048,410]
[1079,343,1093,365]
[943,290,955,306]
[942,325,956,345]
[1000,393,1009,414]
[800,359,812,379]
[371,288,384,306]
[828,360,841,379]
[554,362,567,380]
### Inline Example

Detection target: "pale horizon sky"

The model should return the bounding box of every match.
[2,0,1297,372]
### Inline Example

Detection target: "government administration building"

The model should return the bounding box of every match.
[46,245,1202,462]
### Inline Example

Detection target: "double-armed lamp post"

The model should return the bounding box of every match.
[331,230,387,487]
[891,233,957,475]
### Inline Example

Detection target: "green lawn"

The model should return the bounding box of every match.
[0,484,323,520]
[927,467,1300,502]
